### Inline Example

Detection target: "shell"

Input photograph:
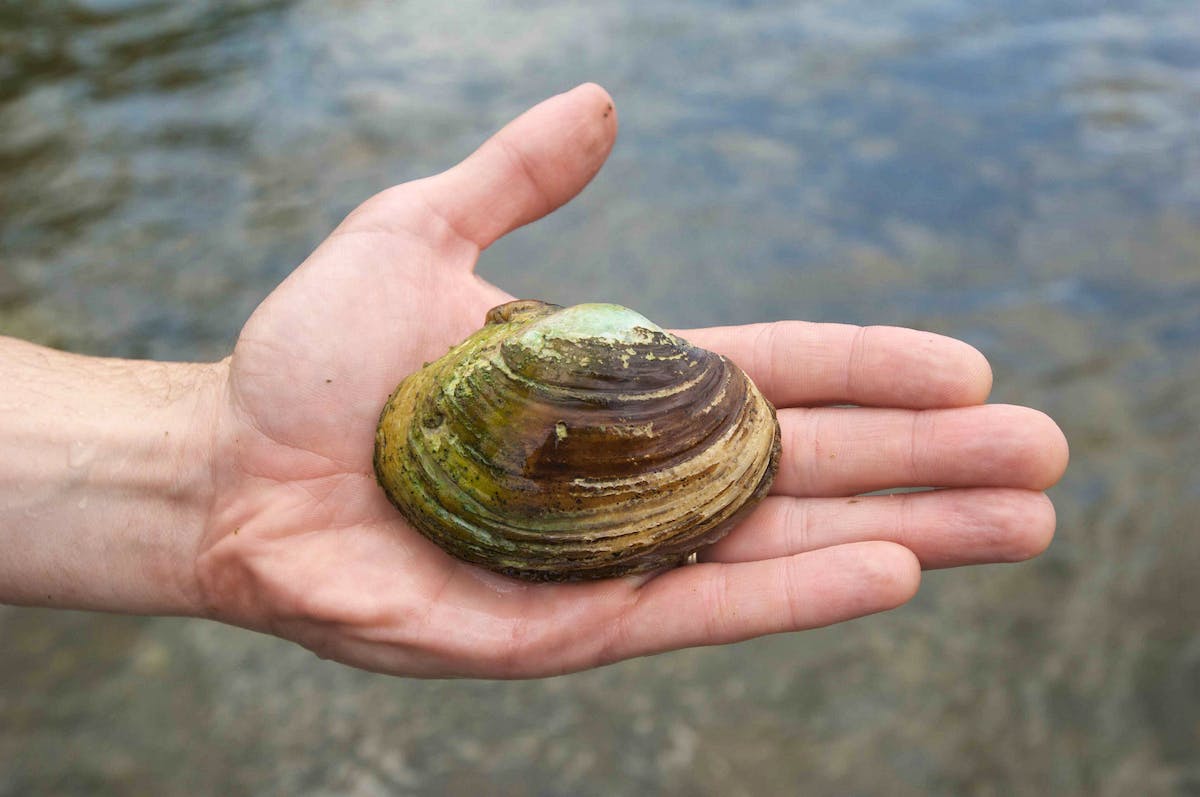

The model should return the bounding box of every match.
[373,300,781,581]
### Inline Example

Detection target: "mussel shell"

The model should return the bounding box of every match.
[373,300,781,581]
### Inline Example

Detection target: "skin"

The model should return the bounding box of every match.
[0,84,1069,678]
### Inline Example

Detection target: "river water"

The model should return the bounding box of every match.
[2,1,1199,794]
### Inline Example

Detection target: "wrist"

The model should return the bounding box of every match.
[108,356,227,617]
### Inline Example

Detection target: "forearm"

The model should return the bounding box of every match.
[0,336,223,616]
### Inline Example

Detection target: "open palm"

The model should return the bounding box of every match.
[194,85,1068,678]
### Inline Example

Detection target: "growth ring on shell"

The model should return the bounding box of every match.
[373,300,781,581]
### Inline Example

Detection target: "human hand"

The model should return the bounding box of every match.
[195,84,1068,678]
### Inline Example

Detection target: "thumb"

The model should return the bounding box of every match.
[341,83,618,255]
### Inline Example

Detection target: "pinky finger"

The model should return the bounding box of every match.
[599,541,920,663]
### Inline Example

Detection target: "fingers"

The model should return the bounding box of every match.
[597,542,920,662]
[701,488,1056,569]
[341,83,618,253]
[679,321,993,409]
[773,404,1069,496]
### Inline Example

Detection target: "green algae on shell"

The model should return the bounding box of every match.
[373,299,781,581]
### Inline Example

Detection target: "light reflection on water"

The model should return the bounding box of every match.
[2,1,1198,794]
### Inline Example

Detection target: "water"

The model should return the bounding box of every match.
[2,1,1199,794]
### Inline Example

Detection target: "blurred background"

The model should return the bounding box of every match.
[2,1,1199,794]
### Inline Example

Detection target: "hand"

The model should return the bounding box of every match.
[195,84,1069,678]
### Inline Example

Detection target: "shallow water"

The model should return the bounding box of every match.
[2,1,1199,794]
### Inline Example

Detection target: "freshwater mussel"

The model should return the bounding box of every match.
[373,300,781,581]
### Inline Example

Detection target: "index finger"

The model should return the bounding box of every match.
[678,321,993,409]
